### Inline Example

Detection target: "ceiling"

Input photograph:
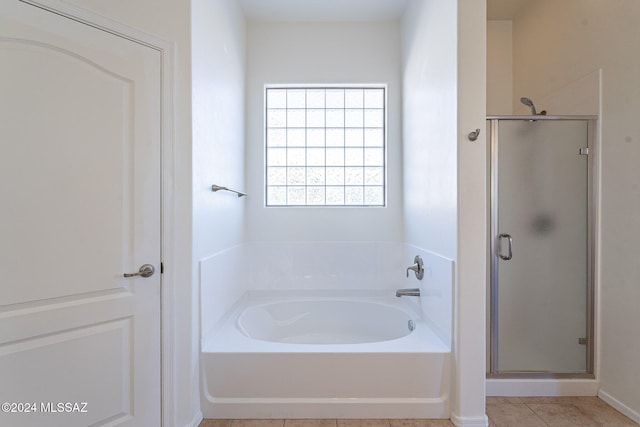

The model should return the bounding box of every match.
[237,0,531,23]
[237,0,409,22]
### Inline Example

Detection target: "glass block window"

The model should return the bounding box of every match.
[265,86,386,206]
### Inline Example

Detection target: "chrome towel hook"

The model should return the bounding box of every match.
[468,128,481,141]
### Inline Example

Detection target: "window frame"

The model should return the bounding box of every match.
[264,84,388,208]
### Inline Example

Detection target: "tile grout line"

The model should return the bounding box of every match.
[523,402,551,426]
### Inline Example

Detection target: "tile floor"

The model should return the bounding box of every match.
[199,397,639,427]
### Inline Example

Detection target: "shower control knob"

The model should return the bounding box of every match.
[124,264,155,278]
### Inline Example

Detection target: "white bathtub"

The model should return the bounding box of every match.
[238,298,415,344]
[201,291,451,419]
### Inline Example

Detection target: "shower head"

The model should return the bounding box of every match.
[520,97,537,115]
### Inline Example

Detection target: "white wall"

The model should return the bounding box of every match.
[42,1,491,425]
[402,1,458,260]
[193,0,246,257]
[245,21,403,242]
[200,9,456,400]
[511,0,640,421]
[402,0,488,425]
[192,0,246,354]
[456,1,488,424]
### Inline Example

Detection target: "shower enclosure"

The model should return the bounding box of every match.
[488,116,597,377]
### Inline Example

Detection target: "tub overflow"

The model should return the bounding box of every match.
[408,320,415,332]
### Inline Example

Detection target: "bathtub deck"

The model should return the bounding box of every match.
[202,291,450,353]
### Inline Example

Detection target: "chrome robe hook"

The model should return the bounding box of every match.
[468,128,481,141]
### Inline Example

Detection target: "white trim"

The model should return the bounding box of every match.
[204,397,448,419]
[263,85,388,207]
[188,411,204,427]
[19,1,177,425]
[486,379,600,397]
[598,389,640,424]
[264,83,390,89]
[160,44,177,427]
[450,413,489,427]
[594,68,604,386]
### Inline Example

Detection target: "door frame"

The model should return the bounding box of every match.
[487,115,598,379]
[19,0,178,423]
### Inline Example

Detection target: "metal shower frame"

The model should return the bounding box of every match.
[487,115,598,379]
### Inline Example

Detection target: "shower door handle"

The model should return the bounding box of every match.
[498,233,513,260]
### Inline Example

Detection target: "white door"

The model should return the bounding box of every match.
[0,1,161,426]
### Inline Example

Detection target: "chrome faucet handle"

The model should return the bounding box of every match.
[406,264,419,277]
[406,255,424,280]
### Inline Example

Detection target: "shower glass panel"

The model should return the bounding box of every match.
[489,117,595,375]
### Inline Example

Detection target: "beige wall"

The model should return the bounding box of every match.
[487,20,513,115]
[497,0,640,420]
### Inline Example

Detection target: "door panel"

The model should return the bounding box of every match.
[2,40,134,305]
[0,1,160,425]
[0,320,133,424]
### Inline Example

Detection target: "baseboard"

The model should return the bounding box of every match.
[598,389,640,424]
[188,410,204,427]
[450,413,489,427]
[486,378,599,396]
[202,397,448,419]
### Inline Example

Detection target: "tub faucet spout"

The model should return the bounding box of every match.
[396,288,421,297]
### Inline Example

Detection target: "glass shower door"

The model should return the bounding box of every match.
[490,118,594,375]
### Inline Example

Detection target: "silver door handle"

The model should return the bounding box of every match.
[498,233,513,260]
[124,264,155,278]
